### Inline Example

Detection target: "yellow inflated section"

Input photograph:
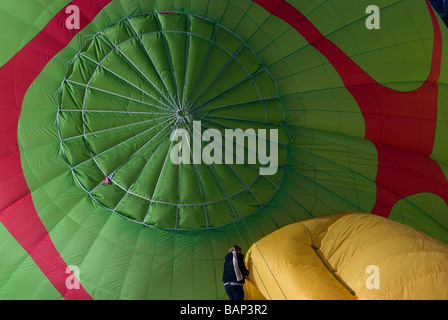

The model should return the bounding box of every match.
[244,212,448,300]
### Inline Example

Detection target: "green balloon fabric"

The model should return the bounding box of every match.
[0,0,447,299]
[58,12,288,230]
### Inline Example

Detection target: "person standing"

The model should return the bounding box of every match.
[222,245,249,300]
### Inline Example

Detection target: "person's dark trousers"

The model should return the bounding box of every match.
[225,285,244,300]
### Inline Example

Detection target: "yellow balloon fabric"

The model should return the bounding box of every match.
[244,212,448,300]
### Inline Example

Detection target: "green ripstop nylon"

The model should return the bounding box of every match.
[6,0,448,300]
[58,13,289,229]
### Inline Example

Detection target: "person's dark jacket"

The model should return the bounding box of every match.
[222,252,249,284]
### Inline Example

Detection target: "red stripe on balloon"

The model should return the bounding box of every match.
[253,0,448,216]
[0,0,113,300]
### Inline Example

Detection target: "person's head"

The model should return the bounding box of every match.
[229,245,242,254]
